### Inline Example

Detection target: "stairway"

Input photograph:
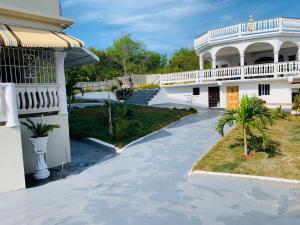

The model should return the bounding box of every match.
[125,89,160,106]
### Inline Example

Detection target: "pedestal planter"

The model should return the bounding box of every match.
[30,136,50,180]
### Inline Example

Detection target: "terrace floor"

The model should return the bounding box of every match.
[0,110,300,225]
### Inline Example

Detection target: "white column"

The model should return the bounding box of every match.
[274,50,279,63]
[5,83,19,127]
[199,55,204,70]
[240,53,245,79]
[55,52,68,115]
[240,53,245,66]
[212,56,216,69]
[274,50,279,78]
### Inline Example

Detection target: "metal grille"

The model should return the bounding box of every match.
[0,47,56,84]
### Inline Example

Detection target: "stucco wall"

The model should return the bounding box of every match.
[0,126,25,193]
[236,80,291,109]
[163,85,209,107]
[0,0,61,18]
[20,114,71,174]
[160,79,292,109]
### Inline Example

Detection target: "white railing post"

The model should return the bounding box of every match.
[279,17,283,32]
[55,52,68,115]
[5,83,19,127]
[238,23,242,37]
[274,50,279,78]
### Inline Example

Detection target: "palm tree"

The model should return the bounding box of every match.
[66,79,84,112]
[216,95,273,156]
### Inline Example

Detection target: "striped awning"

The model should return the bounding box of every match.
[0,24,84,48]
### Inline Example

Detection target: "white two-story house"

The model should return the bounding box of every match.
[150,16,300,109]
[0,0,98,193]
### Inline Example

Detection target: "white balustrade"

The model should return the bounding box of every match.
[0,83,19,127]
[16,84,59,115]
[195,17,300,48]
[160,61,300,85]
[244,64,275,77]
[0,85,6,123]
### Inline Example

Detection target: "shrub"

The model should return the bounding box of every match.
[21,118,60,138]
[270,106,287,120]
[115,88,134,100]
[137,83,160,90]
[293,95,300,113]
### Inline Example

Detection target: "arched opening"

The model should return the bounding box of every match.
[244,42,274,65]
[215,46,240,68]
[202,52,212,70]
[279,41,298,62]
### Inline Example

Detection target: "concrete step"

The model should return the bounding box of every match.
[125,89,160,106]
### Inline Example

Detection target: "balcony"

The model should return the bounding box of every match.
[160,61,300,86]
[194,17,300,49]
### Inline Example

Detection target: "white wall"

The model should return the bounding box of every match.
[220,80,292,109]
[20,114,71,174]
[0,0,61,18]
[163,85,210,107]
[0,126,25,193]
[161,79,292,109]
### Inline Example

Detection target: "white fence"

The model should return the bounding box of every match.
[160,61,300,85]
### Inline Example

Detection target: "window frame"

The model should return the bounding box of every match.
[258,84,270,96]
[193,87,200,96]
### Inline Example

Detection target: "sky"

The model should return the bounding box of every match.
[61,0,300,55]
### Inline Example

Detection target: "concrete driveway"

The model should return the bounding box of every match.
[0,109,300,225]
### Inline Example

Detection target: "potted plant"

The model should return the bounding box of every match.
[21,118,59,179]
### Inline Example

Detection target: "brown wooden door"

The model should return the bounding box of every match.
[226,86,239,109]
[208,87,220,107]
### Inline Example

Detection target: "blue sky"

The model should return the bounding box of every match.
[61,0,300,55]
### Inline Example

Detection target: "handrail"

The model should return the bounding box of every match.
[160,61,300,85]
[195,17,300,48]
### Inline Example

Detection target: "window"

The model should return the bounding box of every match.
[193,87,200,96]
[0,47,55,84]
[258,84,270,96]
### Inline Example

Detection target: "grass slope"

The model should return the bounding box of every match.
[193,116,300,180]
[69,104,195,147]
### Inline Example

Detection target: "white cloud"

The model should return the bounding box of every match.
[61,0,217,52]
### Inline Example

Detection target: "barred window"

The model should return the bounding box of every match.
[258,84,270,96]
[0,47,56,84]
[193,87,200,95]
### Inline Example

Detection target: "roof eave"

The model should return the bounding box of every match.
[0,4,74,29]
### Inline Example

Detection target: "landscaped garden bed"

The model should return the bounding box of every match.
[193,115,300,180]
[69,104,196,147]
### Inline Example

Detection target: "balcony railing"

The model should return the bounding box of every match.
[0,83,60,127]
[195,17,300,48]
[0,83,19,127]
[16,84,59,115]
[0,85,6,123]
[160,61,300,85]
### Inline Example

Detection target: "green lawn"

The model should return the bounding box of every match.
[193,116,300,180]
[69,104,195,147]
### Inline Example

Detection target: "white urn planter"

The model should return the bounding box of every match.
[30,136,50,180]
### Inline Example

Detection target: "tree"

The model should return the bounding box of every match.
[65,68,84,112]
[216,95,273,157]
[165,48,199,72]
[107,34,145,76]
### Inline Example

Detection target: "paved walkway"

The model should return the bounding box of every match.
[1,110,300,225]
